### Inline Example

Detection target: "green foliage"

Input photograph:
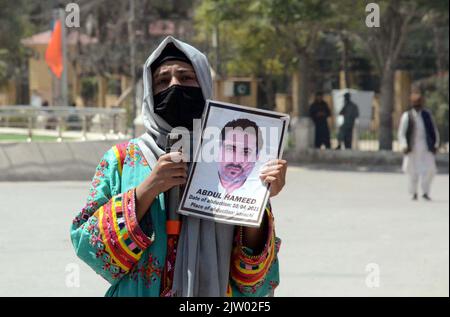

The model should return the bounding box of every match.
[426,76,449,144]
[195,0,332,74]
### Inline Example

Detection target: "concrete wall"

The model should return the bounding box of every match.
[0,140,125,181]
[1,141,448,181]
[285,149,449,173]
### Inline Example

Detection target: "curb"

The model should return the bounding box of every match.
[0,140,126,181]
[284,149,449,174]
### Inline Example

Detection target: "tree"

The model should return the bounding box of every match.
[21,0,193,81]
[195,0,285,109]
[358,0,448,150]
[0,0,28,86]
[357,1,417,150]
[195,0,331,113]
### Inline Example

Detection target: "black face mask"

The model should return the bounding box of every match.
[153,85,205,131]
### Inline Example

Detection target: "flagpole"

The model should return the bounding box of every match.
[59,8,68,107]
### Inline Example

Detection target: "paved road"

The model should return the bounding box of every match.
[0,167,448,296]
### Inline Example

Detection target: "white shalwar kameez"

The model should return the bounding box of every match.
[398,109,439,196]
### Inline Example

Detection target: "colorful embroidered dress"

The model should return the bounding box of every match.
[70,139,281,297]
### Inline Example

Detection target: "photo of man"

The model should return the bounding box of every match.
[178,100,289,227]
[217,118,263,195]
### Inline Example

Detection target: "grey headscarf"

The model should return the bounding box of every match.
[137,36,235,297]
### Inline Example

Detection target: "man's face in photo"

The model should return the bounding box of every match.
[218,128,259,186]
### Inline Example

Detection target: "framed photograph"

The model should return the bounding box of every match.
[178,100,290,227]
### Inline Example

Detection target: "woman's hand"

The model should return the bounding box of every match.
[136,152,187,221]
[142,152,188,194]
[243,159,287,251]
[259,159,287,198]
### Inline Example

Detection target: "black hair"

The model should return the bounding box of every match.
[220,118,263,154]
[150,43,192,74]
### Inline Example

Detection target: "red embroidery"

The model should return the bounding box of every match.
[128,253,162,288]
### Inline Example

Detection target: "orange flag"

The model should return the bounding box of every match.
[45,20,63,78]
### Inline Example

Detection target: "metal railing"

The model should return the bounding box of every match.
[0,106,128,142]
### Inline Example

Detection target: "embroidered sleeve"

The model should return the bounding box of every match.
[70,144,154,284]
[229,202,281,297]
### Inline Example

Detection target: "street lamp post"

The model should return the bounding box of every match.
[128,0,137,138]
